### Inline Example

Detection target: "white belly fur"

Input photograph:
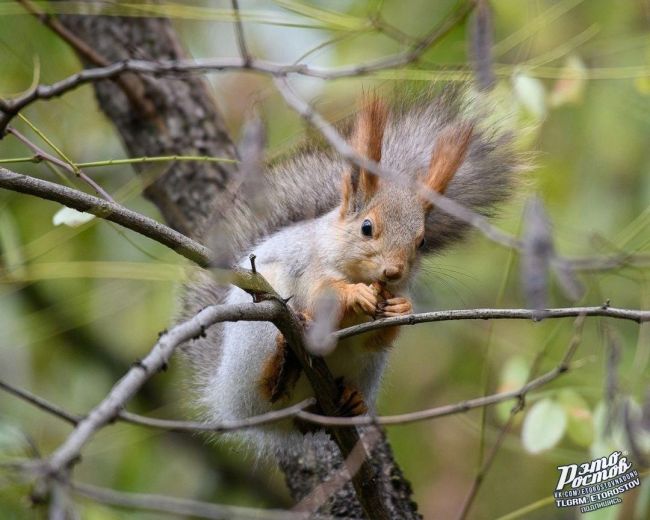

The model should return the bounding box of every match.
[202,251,389,457]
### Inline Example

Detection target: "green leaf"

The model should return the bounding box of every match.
[558,389,594,447]
[521,398,567,454]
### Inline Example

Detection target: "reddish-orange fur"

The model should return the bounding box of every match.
[313,279,401,352]
[422,123,474,210]
[259,333,302,403]
[340,95,388,217]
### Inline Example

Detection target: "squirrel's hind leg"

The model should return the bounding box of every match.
[293,377,368,434]
[258,311,312,403]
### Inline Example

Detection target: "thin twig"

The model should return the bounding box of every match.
[231,0,251,66]
[293,339,580,427]
[118,399,316,433]
[455,316,586,519]
[0,0,476,133]
[0,155,238,169]
[69,481,312,520]
[6,127,115,202]
[0,379,78,425]
[0,377,316,433]
[335,305,650,341]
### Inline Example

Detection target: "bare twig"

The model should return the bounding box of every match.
[335,305,650,341]
[295,328,582,428]
[14,0,157,123]
[69,481,312,520]
[118,399,316,433]
[0,379,79,425]
[456,315,586,519]
[0,0,476,133]
[44,300,282,473]
[6,127,114,201]
[231,0,251,66]
[0,377,316,433]
[564,253,650,271]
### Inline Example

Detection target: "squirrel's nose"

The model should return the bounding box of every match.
[383,265,403,281]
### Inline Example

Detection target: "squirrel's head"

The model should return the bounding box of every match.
[335,95,473,289]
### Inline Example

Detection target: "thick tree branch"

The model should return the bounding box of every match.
[44,300,281,473]
[0,168,211,266]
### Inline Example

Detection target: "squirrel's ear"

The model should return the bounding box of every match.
[421,123,473,212]
[340,95,388,217]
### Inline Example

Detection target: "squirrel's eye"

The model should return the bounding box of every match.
[361,219,373,237]
[418,237,425,249]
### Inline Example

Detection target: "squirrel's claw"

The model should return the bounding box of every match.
[335,377,368,417]
[377,296,413,318]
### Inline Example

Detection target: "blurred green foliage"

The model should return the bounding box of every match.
[1,1,650,518]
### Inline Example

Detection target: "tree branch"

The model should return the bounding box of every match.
[54,14,241,237]
[0,377,316,433]
[69,481,311,520]
[335,305,650,340]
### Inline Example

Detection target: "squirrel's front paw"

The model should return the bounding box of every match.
[377,296,413,317]
[344,283,379,317]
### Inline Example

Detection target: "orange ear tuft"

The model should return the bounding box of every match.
[421,123,473,211]
[340,94,388,217]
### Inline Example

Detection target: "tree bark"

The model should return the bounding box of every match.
[58,14,239,239]
[57,12,420,519]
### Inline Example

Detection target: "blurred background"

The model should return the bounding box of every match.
[1,0,649,518]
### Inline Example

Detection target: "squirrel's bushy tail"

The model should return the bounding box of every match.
[180,86,521,382]
[204,87,519,260]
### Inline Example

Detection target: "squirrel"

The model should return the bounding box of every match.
[180,88,519,457]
